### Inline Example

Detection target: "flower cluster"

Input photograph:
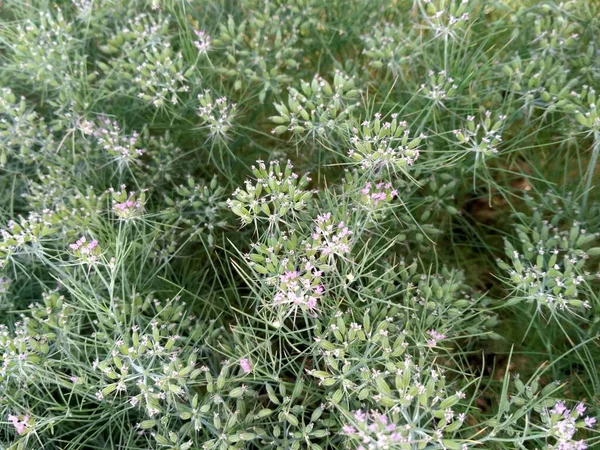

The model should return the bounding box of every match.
[348,115,424,174]
[193,29,211,53]
[426,329,447,347]
[0,212,56,269]
[91,301,201,419]
[453,111,506,161]
[312,345,474,448]
[270,71,360,139]
[273,267,324,318]
[85,116,145,166]
[110,187,146,220]
[343,171,404,225]
[524,4,583,60]
[98,19,192,111]
[360,22,418,75]
[100,13,170,55]
[0,88,47,166]
[500,246,593,314]
[8,11,78,90]
[342,410,406,449]
[420,70,458,105]
[228,160,313,227]
[243,229,326,322]
[418,0,473,40]
[309,213,353,260]
[359,182,399,208]
[498,198,599,316]
[539,401,596,450]
[242,206,356,323]
[70,236,100,263]
[72,0,94,18]
[133,46,190,108]
[159,175,228,249]
[0,292,65,380]
[572,86,600,132]
[197,91,237,141]
[212,6,304,102]
[7,413,32,436]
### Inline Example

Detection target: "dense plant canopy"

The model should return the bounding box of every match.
[0,1,599,449]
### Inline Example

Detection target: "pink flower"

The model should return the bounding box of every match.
[70,236,86,251]
[113,194,144,218]
[70,236,100,260]
[240,358,252,374]
[427,329,447,347]
[354,410,366,421]
[584,416,597,428]
[552,401,567,415]
[193,29,211,53]
[8,414,29,435]
[280,271,299,283]
[342,425,356,435]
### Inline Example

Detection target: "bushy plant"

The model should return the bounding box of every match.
[0,0,599,449]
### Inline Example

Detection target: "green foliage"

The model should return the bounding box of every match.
[0,0,599,449]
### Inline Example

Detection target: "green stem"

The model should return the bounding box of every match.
[582,131,600,213]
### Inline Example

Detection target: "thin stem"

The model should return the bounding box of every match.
[582,131,600,214]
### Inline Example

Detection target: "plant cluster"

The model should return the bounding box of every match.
[0,0,599,449]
